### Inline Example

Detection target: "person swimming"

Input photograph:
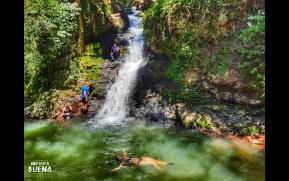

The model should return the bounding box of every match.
[111,149,172,172]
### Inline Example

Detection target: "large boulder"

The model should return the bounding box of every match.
[184,68,201,85]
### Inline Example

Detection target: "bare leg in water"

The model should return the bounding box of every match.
[137,157,169,170]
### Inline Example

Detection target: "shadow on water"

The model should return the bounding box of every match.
[24,121,264,181]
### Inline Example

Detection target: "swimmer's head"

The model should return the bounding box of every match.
[115,155,125,161]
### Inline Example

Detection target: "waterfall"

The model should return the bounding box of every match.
[91,9,146,127]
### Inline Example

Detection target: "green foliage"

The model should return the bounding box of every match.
[240,126,261,135]
[214,53,228,76]
[195,118,213,129]
[79,55,103,81]
[113,0,131,6]
[144,0,229,82]
[84,43,103,57]
[144,0,265,100]
[162,88,183,103]
[24,0,80,96]
[237,10,265,97]
[80,0,112,41]
[161,83,210,105]
[24,0,112,97]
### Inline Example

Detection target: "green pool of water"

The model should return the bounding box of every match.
[24,120,264,181]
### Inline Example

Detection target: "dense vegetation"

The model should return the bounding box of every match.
[24,0,80,96]
[79,43,104,81]
[24,0,112,97]
[143,0,265,101]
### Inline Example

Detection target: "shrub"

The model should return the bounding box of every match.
[24,0,80,95]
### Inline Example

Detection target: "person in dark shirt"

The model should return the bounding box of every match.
[61,103,74,120]
[110,42,122,61]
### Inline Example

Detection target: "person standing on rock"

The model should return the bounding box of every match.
[110,42,122,61]
[81,82,89,114]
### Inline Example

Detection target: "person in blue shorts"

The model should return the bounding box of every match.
[81,82,89,114]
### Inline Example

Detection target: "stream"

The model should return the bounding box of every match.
[24,9,264,181]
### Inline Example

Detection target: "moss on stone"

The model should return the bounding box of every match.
[194,115,216,130]
[79,55,103,81]
[240,126,261,135]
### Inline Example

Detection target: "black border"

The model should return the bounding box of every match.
[265,0,287,180]
[0,0,278,180]
[1,0,24,180]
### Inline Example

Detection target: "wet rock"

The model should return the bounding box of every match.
[132,45,170,103]
[131,44,264,135]
[133,86,264,135]
[208,70,241,88]
[100,60,123,84]
[92,91,106,99]
[101,60,121,69]
[210,75,237,87]
[108,13,125,29]
[202,81,212,90]
[233,82,246,90]
[215,91,235,102]
[184,68,201,85]
[182,112,198,127]
[234,93,263,106]
[173,103,186,110]
[134,90,175,127]
[201,77,262,107]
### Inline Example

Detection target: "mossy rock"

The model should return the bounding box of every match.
[84,43,102,57]
[194,114,217,130]
[79,55,104,81]
[240,126,261,135]
[182,112,198,128]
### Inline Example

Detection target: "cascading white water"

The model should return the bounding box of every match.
[91,9,146,127]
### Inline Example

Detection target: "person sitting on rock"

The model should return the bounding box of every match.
[61,103,74,120]
[111,149,172,172]
[110,42,122,61]
[81,82,89,114]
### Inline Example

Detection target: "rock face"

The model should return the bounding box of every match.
[133,88,265,135]
[24,92,54,119]
[133,90,175,128]
[132,47,265,135]
[183,68,264,107]
[130,0,154,10]
[131,43,264,135]
[133,44,170,104]
[24,59,123,120]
